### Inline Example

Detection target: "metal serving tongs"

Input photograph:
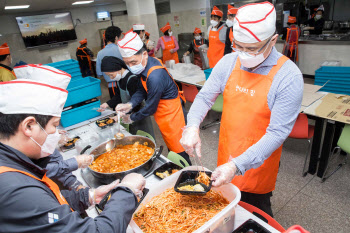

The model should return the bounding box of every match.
[115,112,125,139]
[193,153,206,176]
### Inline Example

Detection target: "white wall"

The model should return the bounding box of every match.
[170,0,206,13]
[0,3,127,65]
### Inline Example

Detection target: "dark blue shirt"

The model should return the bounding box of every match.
[130,56,178,122]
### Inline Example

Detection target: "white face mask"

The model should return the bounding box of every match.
[112,73,122,81]
[30,122,60,158]
[315,14,322,20]
[211,20,219,27]
[226,19,234,27]
[127,53,145,75]
[194,36,201,40]
[168,31,173,36]
[237,39,272,69]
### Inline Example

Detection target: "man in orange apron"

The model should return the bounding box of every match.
[183,27,209,69]
[155,22,180,64]
[76,38,94,77]
[0,65,146,231]
[0,43,16,82]
[282,16,300,63]
[117,32,192,165]
[207,6,227,68]
[181,2,303,216]
[224,4,238,55]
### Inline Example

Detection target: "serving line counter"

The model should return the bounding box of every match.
[59,113,280,233]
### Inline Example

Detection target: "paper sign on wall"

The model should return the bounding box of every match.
[174,16,179,27]
[201,18,206,26]
[200,10,206,17]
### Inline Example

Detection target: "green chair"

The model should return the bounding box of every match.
[121,122,129,132]
[136,130,155,142]
[167,151,190,168]
[200,94,223,130]
[322,124,350,182]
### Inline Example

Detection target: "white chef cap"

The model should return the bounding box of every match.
[117,32,144,57]
[233,2,276,43]
[133,24,145,31]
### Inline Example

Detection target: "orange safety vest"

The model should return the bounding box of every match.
[207,25,226,68]
[161,36,179,64]
[282,25,299,62]
[193,39,204,68]
[229,27,236,52]
[217,55,289,194]
[0,66,17,78]
[0,166,73,211]
[76,46,93,71]
[141,58,186,153]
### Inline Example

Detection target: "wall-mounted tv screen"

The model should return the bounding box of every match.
[16,12,77,48]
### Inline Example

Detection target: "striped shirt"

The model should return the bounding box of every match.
[187,47,304,175]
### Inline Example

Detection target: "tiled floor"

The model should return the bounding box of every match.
[98,76,350,232]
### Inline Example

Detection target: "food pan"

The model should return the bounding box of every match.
[232,219,271,233]
[153,162,182,179]
[174,170,212,195]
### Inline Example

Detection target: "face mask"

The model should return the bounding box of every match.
[112,73,122,81]
[194,36,201,40]
[315,15,322,20]
[127,53,145,75]
[226,19,234,27]
[168,31,173,36]
[211,20,219,27]
[30,122,60,158]
[238,39,272,68]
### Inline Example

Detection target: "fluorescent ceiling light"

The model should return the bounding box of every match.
[72,1,94,5]
[5,5,30,10]
[55,13,70,18]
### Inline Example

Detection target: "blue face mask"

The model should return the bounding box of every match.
[128,53,145,75]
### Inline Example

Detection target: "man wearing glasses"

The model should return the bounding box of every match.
[180,2,303,216]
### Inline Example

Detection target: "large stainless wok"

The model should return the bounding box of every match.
[81,135,163,184]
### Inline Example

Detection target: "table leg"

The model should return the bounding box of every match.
[307,117,325,175]
[317,121,336,178]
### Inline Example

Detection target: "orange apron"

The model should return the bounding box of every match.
[217,56,289,194]
[229,27,236,52]
[282,25,299,62]
[193,39,204,68]
[76,46,93,72]
[0,166,73,211]
[141,58,186,153]
[0,66,17,78]
[161,37,179,64]
[207,25,225,68]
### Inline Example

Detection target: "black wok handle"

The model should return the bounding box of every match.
[151,146,163,161]
[80,145,91,155]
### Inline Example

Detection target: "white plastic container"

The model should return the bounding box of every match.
[130,166,241,233]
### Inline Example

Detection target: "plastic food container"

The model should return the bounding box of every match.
[65,77,102,107]
[204,68,213,80]
[61,100,101,127]
[232,219,271,233]
[95,117,115,129]
[174,170,212,195]
[153,162,182,179]
[130,166,241,233]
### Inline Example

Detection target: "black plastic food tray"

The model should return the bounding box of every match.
[153,162,182,179]
[174,170,212,195]
[63,136,80,149]
[95,117,115,129]
[96,188,149,214]
[232,219,271,233]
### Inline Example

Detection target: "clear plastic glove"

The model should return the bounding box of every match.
[179,126,202,158]
[118,173,146,199]
[58,130,70,147]
[89,179,120,205]
[122,114,133,124]
[183,51,190,56]
[170,49,174,54]
[115,102,133,117]
[75,154,94,168]
[98,103,109,112]
[211,161,237,187]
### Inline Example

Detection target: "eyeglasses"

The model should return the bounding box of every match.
[232,36,273,57]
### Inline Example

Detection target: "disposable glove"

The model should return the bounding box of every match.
[211,161,237,187]
[89,179,120,205]
[118,173,146,199]
[179,126,202,157]
[98,103,109,112]
[122,114,133,124]
[75,154,94,168]
[115,102,133,116]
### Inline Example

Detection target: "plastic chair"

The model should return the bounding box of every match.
[136,130,155,142]
[288,113,315,177]
[167,151,190,168]
[321,124,350,182]
[238,201,285,232]
[200,94,223,130]
[182,84,199,102]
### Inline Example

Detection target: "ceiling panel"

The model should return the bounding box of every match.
[0,0,123,15]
